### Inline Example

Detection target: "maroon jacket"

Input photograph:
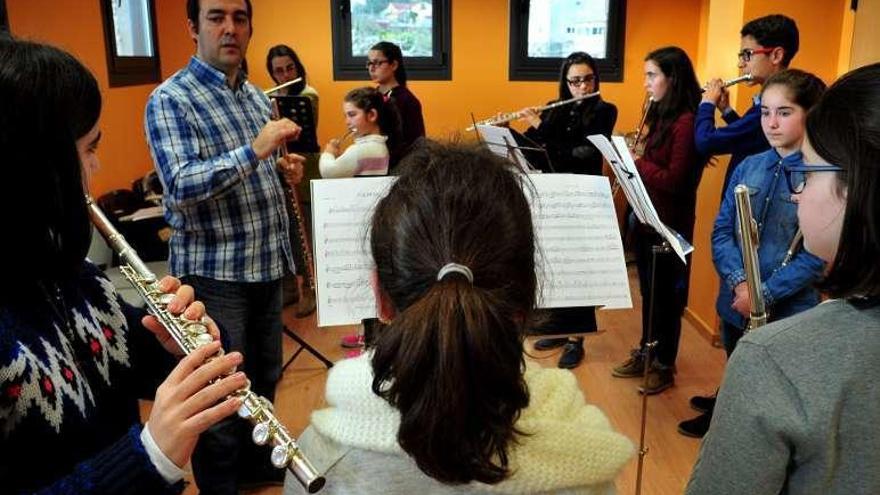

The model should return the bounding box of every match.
[636,112,705,241]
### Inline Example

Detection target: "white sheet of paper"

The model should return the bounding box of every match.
[587,134,694,263]
[312,173,632,326]
[526,174,632,309]
[475,124,537,173]
[311,177,394,327]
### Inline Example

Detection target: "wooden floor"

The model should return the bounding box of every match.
[177,266,727,495]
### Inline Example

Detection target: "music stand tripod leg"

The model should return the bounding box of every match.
[635,240,672,495]
[282,326,333,371]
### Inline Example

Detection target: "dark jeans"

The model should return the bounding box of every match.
[181,275,283,495]
[720,320,745,357]
[635,229,691,368]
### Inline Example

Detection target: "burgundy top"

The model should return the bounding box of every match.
[636,112,705,241]
[386,85,425,169]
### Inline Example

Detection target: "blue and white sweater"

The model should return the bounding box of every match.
[0,262,180,494]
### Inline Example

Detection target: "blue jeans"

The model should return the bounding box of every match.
[182,275,283,495]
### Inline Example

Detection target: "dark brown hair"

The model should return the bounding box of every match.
[761,69,826,112]
[643,46,702,155]
[369,142,535,484]
[345,87,401,152]
[0,37,100,288]
[807,63,880,298]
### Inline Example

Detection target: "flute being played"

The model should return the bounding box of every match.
[701,74,753,93]
[466,91,600,131]
[87,197,326,493]
[264,77,304,95]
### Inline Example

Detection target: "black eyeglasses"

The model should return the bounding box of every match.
[366,59,389,68]
[783,164,844,194]
[566,74,596,86]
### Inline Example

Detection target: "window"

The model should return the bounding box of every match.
[1,0,8,33]
[99,0,161,87]
[331,0,451,80]
[509,0,626,82]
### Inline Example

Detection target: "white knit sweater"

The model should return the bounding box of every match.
[284,353,634,494]
[319,134,389,178]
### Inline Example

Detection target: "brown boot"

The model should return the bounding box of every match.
[294,286,316,318]
[638,363,675,395]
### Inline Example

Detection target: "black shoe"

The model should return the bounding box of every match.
[534,337,569,351]
[558,340,585,369]
[689,394,717,413]
[678,410,712,438]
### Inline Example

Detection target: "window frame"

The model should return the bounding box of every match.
[1,0,8,33]
[330,0,452,81]
[508,0,627,82]
[99,0,161,87]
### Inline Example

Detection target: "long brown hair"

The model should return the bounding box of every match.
[369,142,535,484]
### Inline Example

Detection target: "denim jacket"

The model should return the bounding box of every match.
[712,148,825,329]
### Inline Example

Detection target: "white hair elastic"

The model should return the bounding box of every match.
[436,263,474,283]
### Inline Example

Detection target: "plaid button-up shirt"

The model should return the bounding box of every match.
[146,56,293,282]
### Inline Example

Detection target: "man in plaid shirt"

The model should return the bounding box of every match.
[145,0,303,492]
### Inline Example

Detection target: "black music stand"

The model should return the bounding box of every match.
[282,326,333,371]
[273,95,319,153]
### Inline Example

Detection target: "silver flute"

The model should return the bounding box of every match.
[733,185,768,331]
[86,196,326,493]
[701,74,753,93]
[466,91,600,131]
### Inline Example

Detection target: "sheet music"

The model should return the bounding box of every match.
[525,174,632,309]
[311,177,394,327]
[475,124,537,173]
[312,173,632,326]
[587,134,694,263]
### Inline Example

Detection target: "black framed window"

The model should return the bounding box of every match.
[99,0,161,87]
[1,0,8,33]
[510,0,626,82]
[331,0,451,80]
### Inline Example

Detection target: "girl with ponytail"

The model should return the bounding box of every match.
[284,142,633,494]
[319,87,400,178]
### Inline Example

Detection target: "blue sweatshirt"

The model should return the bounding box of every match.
[694,98,770,194]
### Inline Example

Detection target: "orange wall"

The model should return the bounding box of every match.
[246,0,704,143]
[685,0,849,336]
[6,0,193,196]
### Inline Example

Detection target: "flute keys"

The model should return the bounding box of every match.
[156,293,175,306]
[252,422,271,445]
[193,332,214,347]
[271,445,291,469]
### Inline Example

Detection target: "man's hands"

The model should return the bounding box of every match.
[277,152,305,187]
[253,118,301,160]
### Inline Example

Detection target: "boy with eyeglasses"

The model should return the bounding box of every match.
[695,14,800,194]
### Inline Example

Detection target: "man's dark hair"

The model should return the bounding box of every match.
[186,0,253,33]
[741,14,799,67]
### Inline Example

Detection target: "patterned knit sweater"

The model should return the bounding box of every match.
[319,134,389,178]
[0,262,180,494]
[283,353,634,494]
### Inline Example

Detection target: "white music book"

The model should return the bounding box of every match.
[311,174,631,327]
[587,134,694,264]
[475,124,539,173]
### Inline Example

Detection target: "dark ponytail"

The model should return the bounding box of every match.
[369,142,536,484]
[344,86,401,154]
